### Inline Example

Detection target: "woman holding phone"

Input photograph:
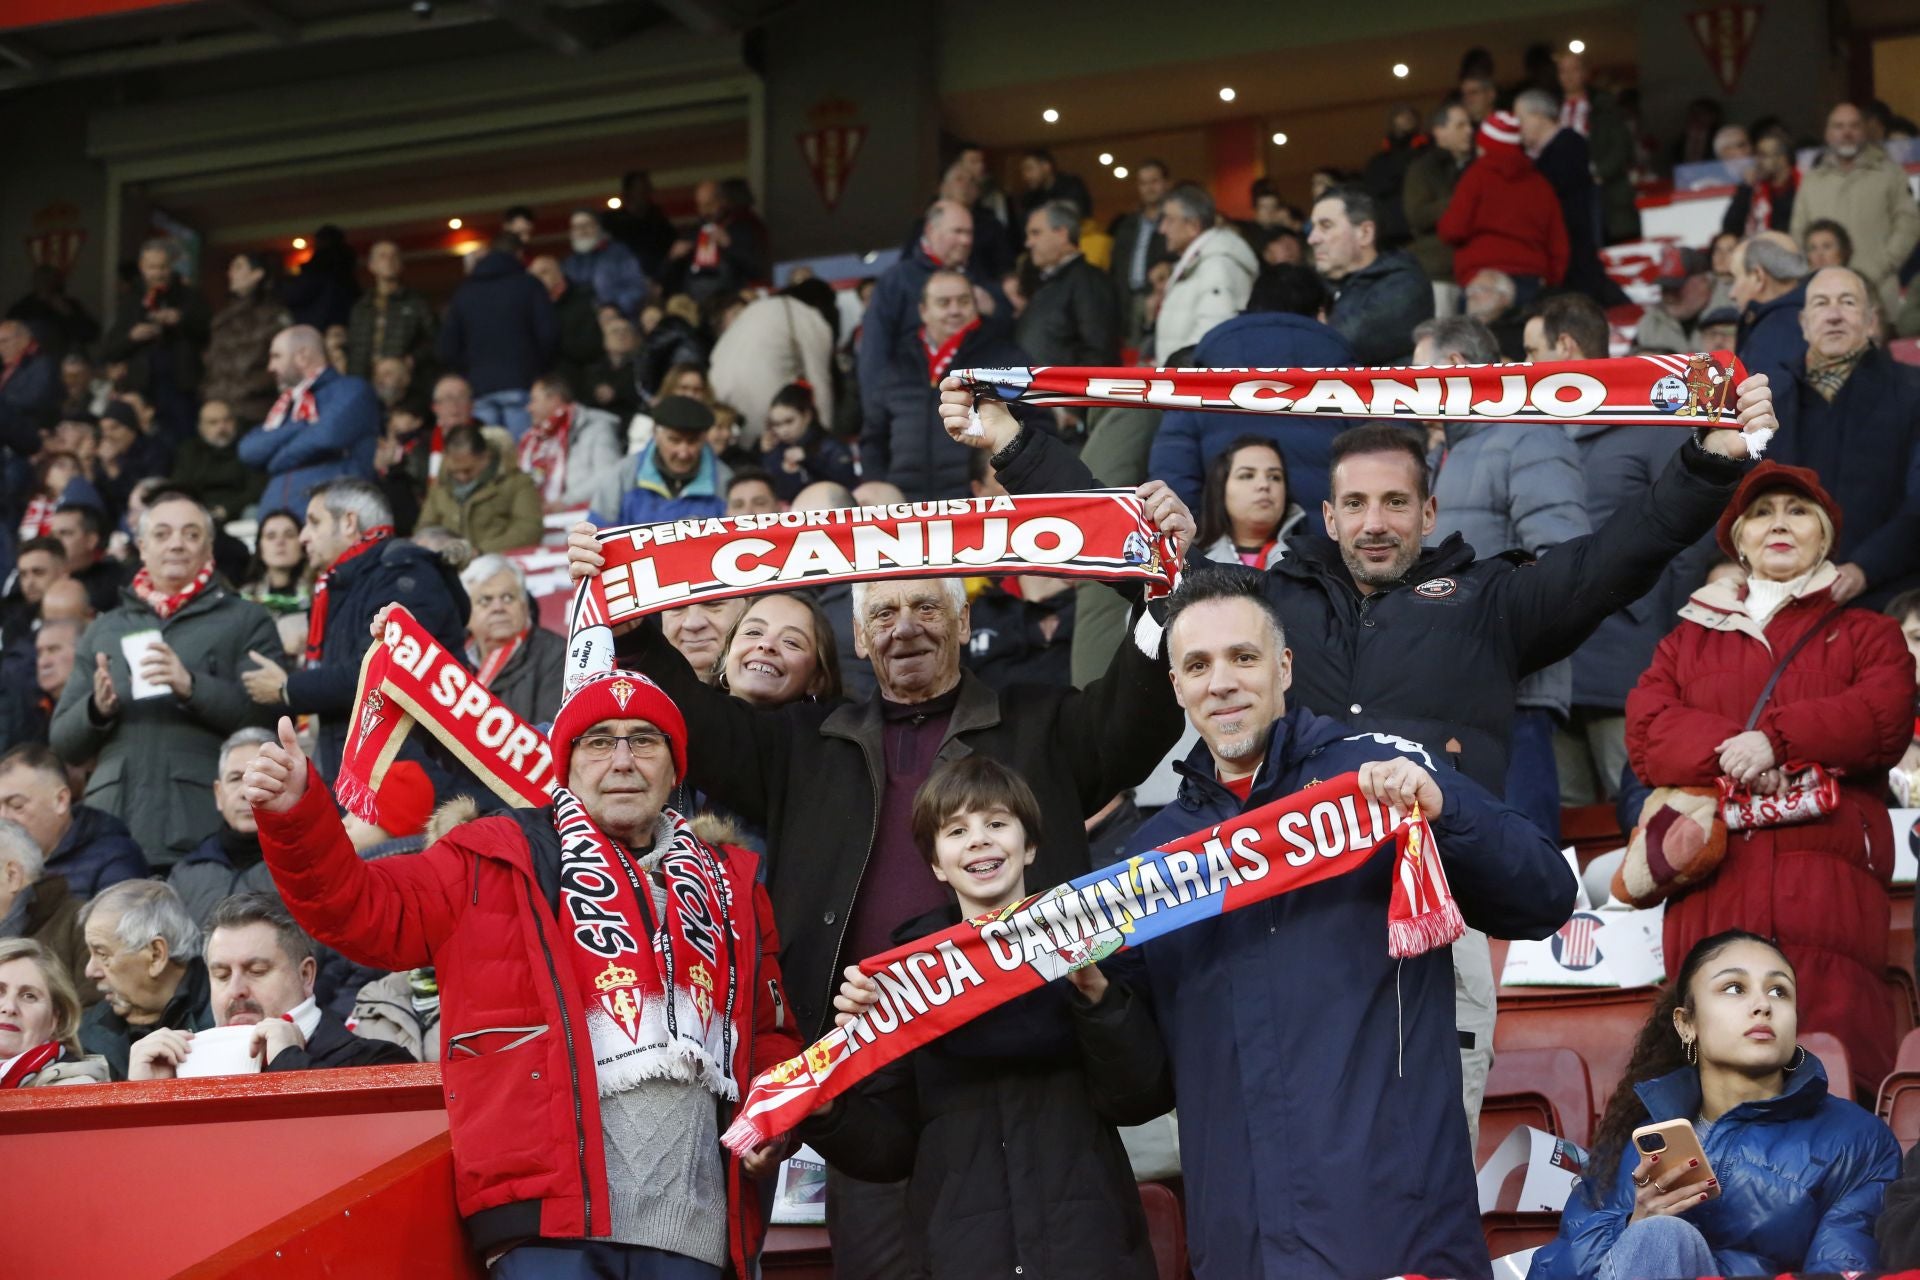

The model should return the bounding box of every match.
[1530,930,1900,1279]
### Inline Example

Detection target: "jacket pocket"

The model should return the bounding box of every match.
[442,1024,558,1205]
[447,1024,550,1058]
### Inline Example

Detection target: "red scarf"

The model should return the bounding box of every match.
[0,338,39,392]
[1558,93,1590,136]
[693,222,721,271]
[555,788,741,1097]
[131,561,215,620]
[922,319,980,385]
[1,1041,62,1089]
[474,629,527,688]
[1747,171,1798,237]
[17,495,55,540]
[303,527,393,666]
[264,375,320,431]
[143,285,166,312]
[720,772,1459,1154]
[519,404,574,505]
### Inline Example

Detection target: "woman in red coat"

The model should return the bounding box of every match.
[1627,462,1915,1088]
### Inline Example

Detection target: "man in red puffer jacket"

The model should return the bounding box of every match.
[1438,110,1569,303]
[242,668,802,1279]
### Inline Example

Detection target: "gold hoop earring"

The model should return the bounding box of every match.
[1684,1037,1697,1066]
[1789,1044,1807,1072]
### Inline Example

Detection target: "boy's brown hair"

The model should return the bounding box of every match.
[910,756,1043,865]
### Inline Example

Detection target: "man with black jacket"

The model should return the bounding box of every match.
[1014,201,1120,367]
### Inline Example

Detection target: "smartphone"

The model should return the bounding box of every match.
[1630,1119,1718,1199]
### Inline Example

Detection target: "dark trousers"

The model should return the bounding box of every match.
[1505,706,1562,845]
[492,1240,722,1279]
[826,1166,928,1280]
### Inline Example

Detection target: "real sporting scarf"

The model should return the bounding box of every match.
[131,561,215,620]
[303,526,393,666]
[956,352,1758,436]
[568,491,1178,635]
[0,1041,62,1089]
[922,319,980,385]
[520,403,573,505]
[473,629,527,689]
[555,788,740,1097]
[335,606,555,824]
[721,771,1460,1154]
[264,375,320,431]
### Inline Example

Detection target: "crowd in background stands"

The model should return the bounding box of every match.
[4,33,1920,1280]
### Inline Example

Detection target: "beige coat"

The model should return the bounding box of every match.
[1790,144,1920,313]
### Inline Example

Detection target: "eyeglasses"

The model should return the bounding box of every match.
[572,731,670,761]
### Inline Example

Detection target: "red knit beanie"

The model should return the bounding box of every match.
[1478,110,1524,158]
[549,668,689,786]
[374,760,435,838]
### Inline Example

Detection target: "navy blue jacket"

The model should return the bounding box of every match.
[1124,708,1575,1280]
[236,368,382,516]
[863,325,1035,502]
[283,537,469,781]
[46,803,151,899]
[1735,278,1808,439]
[855,243,1008,427]
[1150,312,1360,517]
[1768,344,1920,600]
[1532,1057,1898,1279]
[1325,249,1434,364]
[439,251,558,396]
[0,348,61,454]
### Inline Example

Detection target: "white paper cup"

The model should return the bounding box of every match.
[175,1023,265,1078]
[120,629,167,700]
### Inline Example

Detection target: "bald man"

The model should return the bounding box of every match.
[1790,102,1920,314]
[662,178,770,303]
[237,324,382,515]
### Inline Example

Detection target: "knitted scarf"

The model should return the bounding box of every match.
[130,561,214,620]
[554,791,740,1097]
[264,375,320,430]
[922,319,980,385]
[520,403,573,505]
[303,527,393,666]
[1806,346,1866,403]
[720,771,1460,1154]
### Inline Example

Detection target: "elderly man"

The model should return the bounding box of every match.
[1153,182,1258,362]
[346,240,438,381]
[1121,565,1573,1280]
[1731,233,1812,426]
[567,477,1188,1273]
[245,666,801,1274]
[1015,200,1120,367]
[862,269,1031,502]
[127,892,413,1077]
[1309,184,1431,365]
[416,424,544,554]
[19,618,83,746]
[168,399,264,521]
[858,199,1006,427]
[518,374,624,511]
[564,209,649,320]
[50,501,128,614]
[664,177,771,304]
[237,324,382,515]
[168,727,281,928]
[0,318,61,454]
[101,238,210,442]
[244,477,467,781]
[78,878,211,1079]
[1767,266,1920,607]
[599,396,732,527]
[1790,102,1920,314]
[0,815,89,1001]
[49,491,280,865]
[461,553,567,726]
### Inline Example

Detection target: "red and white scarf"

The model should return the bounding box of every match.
[693,223,722,272]
[1746,173,1796,237]
[303,526,392,667]
[17,495,55,540]
[474,630,526,688]
[519,404,574,505]
[131,561,215,620]
[555,788,741,1096]
[721,772,1459,1154]
[264,374,320,431]
[0,338,39,393]
[1,1041,63,1089]
[922,320,980,385]
[1559,94,1591,136]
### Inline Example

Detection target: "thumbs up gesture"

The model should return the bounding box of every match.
[242,716,309,814]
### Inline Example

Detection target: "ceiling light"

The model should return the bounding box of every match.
[448,217,462,230]
[1042,108,1059,123]
[1271,131,1289,146]
[1392,63,1409,78]
[292,237,307,250]
[1568,38,1586,54]
[607,197,623,210]
[1098,152,1114,166]
[1113,166,1130,179]
[1218,87,1236,102]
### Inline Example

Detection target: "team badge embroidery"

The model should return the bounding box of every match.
[1414,578,1457,598]
[608,677,636,710]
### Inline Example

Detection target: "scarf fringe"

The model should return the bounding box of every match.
[720,1112,768,1158]
[333,770,379,825]
[1387,899,1466,959]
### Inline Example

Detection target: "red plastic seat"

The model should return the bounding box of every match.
[1137,1181,1187,1280]
[1892,970,1918,1050]
[1477,1095,1555,1170]
[1482,1210,1563,1260]
[1881,1077,1920,1152]
[1485,1046,1595,1148]
[1800,1030,1851,1103]
[1893,1027,1920,1075]
[1495,988,1658,1123]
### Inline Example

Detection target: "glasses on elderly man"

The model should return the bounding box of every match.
[572,731,670,761]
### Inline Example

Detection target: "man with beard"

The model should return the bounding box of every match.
[167,400,264,521]
[236,325,381,515]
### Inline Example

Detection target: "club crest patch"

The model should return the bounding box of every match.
[608,677,636,710]
[1414,577,1457,599]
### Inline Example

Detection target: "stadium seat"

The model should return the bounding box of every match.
[1481,1210,1563,1259]
[1494,988,1658,1122]
[1893,970,1918,1048]
[1478,1095,1555,1170]
[1894,1027,1920,1075]
[1799,1031,1851,1103]
[1891,888,1918,1026]
[1881,1077,1920,1152]
[1484,1046,1594,1149]
[1137,1182,1188,1280]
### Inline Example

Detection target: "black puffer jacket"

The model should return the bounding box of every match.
[996,426,1745,792]
[283,537,469,780]
[800,907,1168,1280]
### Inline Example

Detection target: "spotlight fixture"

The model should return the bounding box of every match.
[1271,131,1289,146]
[607,197,623,210]
[1218,87,1236,102]
[448,217,462,230]
[1113,166,1130,179]
[1098,152,1114,166]
[1568,39,1586,54]
[1392,63,1409,78]
[292,237,307,250]
[1042,108,1059,123]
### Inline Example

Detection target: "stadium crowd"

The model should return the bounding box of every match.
[5,37,1920,1280]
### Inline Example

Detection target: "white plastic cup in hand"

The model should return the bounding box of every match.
[175,1024,264,1078]
[121,630,166,699]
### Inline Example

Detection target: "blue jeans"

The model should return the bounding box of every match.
[475,388,532,440]
[1505,707,1562,845]
[492,1239,722,1279]
[1597,1216,1715,1280]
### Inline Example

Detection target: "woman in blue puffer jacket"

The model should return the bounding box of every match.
[1530,928,1900,1280]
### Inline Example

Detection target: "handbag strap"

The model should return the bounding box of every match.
[1744,602,1850,731]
